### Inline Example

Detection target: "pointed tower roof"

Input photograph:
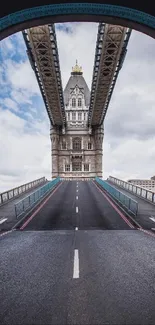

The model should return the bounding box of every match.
[64,61,90,106]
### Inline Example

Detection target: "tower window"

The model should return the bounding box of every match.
[88,142,92,150]
[84,164,89,171]
[72,162,82,171]
[65,164,70,171]
[62,141,66,150]
[73,137,81,151]
[78,98,82,107]
[78,112,82,121]
[72,98,76,107]
[72,112,76,121]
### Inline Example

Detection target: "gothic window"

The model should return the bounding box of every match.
[68,112,70,121]
[78,98,82,107]
[84,163,89,171]
[88,142,92,150]
[72,112,76,121]
[62,141,66,150]
[65,164,70,171]
[72,162,82,171]
[78,112,82,121]
[73,137,81,151]
[72,98,76,107]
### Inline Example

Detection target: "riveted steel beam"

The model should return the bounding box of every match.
[23,25,66,126]
[88,23,131,126]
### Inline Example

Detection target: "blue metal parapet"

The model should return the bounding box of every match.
[15,177,60,219]
[95,177,138,216]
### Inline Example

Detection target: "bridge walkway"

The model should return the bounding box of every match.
[0,181,48,228]
[107,180,155,229]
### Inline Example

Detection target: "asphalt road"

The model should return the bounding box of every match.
[1,181,155,325]
[22,180,132,231]
[1,229,155,325]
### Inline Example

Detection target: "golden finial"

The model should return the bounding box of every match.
[72,60,82,73]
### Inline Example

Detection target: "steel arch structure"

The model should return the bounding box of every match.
[0,2,155,40]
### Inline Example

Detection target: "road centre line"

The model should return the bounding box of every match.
[73,249,79,278]
[76,206,78,213]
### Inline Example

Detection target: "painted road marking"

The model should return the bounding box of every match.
[0,218,7,224]
[0,229,15,238]
[93,182,134,229]
[150,217,155,223]
[73,249,79,279]
[76,206,78,213]
[76,189,78,193]
[20,182,62,230]
[76,196,78,200]
[75,227,78,231]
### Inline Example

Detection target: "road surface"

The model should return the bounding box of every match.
[0,180,155,325]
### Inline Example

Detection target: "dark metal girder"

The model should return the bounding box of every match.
[88,23,131,126]
[23,24,66,127]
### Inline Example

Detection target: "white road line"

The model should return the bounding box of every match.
[76,206,78,213]
[150,217,155,223]
[0,218,7,225]
[73,249,79,278]
[76,196,78,200]
[76,189,78,192]
[75,227,78,231]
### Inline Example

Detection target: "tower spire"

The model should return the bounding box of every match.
[72,60,82,74]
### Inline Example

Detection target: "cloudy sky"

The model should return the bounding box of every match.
[0,22,155,191]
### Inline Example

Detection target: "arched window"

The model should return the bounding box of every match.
[72,98,76,107]
[73,137,81,151]
[62,141,66,150]
[78,98,82,107]
[88,142,92,150]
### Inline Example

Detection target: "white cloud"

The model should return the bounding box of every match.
[103,30,155,180]
[56,22,98,89]
[2,98,19,112]
[0,107,50,192]
[4,59,40,95]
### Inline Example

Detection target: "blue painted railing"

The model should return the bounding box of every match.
[15,177,60,219]
[95,177,138,216]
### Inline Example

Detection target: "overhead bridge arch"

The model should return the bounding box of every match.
[0,2,155,40]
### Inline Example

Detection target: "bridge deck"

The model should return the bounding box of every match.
[0,182,48,229]
[20,180,132,231]
[0,180,155,324]
[107,180,155,229]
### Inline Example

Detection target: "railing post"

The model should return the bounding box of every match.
[22,200,24,213]
[129,199,131,212]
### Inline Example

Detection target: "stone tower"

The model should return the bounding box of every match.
[50,61,104,180]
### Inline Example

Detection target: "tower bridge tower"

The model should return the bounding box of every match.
[51,61,103,180]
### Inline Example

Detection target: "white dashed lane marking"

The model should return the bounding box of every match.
[73,249,79,279]
[0,218,7,224]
